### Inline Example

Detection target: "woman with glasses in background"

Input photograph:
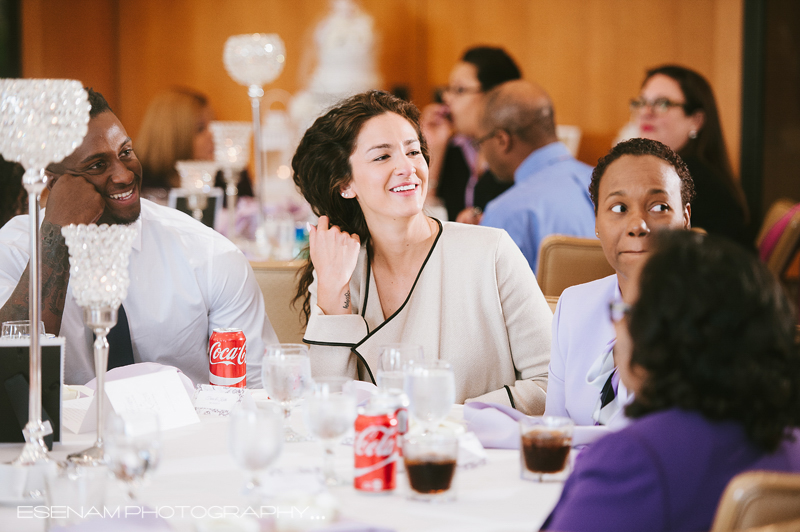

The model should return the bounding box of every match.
[545,138,692,427]
[631,65,751,248]
[420,46,520,222]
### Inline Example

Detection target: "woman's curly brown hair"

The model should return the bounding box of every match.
[291,90,430,323]
[625,230,800,451]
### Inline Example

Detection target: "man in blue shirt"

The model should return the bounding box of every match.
[477,80,596,273]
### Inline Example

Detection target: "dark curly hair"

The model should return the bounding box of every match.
[292,90,430,323]
[85,87,112,118]
[589,137,695,215]
[625,230,800,451]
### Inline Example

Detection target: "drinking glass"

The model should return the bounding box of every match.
[403,430,459,502]
[104,411,161,502]
[304,377,357,486]
[404,360,456,433]
[376,344,424,392]
[1,320,46,338]
[519,416,573,482]
[262,344,312,442]
[45,463,107,528]
[229,402,284,501]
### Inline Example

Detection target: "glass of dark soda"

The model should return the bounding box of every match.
[519,416,573,481]
[402,430,458,502]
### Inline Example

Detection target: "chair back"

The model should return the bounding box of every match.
[251,260,306,344]
[710,471,800,531]
[756,198,797,249]
[762,207,800,279]
[537,235,614,298]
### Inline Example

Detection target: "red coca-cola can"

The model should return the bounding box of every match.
[354,400,398,493]
[208,328,246,388]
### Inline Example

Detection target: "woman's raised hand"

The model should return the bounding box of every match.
[309,215,361,315]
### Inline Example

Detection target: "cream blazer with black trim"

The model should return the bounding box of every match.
[303,220,552,415]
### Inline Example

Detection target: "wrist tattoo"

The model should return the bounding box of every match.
[343,290,351,309]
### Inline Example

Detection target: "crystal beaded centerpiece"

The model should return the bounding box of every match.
[210,121,252,172]
[223,34,286,88]
[62,223,136,465]
[61,224,136,309]
[175,160,218,192]
[0,79,91,171]
[0,79,91,469]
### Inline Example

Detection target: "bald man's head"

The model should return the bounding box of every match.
[480,80,557,148]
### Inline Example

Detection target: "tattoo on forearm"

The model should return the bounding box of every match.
[0,221,71,331]
[343,290,351,309]
[40,221,70,316]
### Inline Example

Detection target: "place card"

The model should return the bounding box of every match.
[194,384,250,416]
[105,370,200,431]
[66,370,199,434]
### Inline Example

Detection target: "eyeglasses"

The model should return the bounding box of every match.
[630,97,686,114]
[608,299,631,323]
[443,85,482,97]
[474,129,498,146]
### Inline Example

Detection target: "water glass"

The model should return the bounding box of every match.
[376,344,424,392]
[104,411,161,501]
[403,430,459,502]
[45,463,107,528]
[262,344,312,442]
[1,320,46,338]
[404,360,455,433]
[229,402,284,500]
[519,416,574,482]
[304,377,357,486]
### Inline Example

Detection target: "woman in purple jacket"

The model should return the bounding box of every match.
[542,230,800,532]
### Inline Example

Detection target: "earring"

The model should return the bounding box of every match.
[595,231,599,237]
[341,192,349,198]
[689,130,698,139]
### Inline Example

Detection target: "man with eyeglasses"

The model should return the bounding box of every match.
[477,80,596,273]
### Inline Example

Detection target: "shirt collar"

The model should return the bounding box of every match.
[514,141,573,185]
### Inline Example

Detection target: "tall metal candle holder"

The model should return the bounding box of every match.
[62,224,136,465]
[209,121,251,238]
[0,79,91,466]
[223,33,285,217]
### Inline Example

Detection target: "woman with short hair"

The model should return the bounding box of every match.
[542,230,800,532]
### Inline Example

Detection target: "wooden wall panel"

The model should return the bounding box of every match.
[21,0,119,109]
[21,0,743,174]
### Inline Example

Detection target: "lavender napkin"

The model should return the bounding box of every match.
[463,402,527,449]
[464,402,612,449]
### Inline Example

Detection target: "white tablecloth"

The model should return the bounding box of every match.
[0,404,563,531]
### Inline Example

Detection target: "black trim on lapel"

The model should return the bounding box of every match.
[351,218,444,384]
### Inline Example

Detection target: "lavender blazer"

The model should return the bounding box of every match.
[542,408,800,532]
[545,275,620,425]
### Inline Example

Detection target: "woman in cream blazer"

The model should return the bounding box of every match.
[292,90,551,415]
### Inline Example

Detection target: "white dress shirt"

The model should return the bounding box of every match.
[0,199,277,387]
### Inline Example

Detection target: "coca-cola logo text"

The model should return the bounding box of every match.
[209,342,246,366]
[354,425,396,458]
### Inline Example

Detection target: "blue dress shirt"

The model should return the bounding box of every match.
[480,142,596,273]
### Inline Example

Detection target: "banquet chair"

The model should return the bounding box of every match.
[250,259,307,344]
[756,198,797,249]
[762,207,800,279]
[710,471,800,531]
[537,235,614,298]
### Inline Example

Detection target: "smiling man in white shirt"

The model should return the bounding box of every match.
[0,89,277,387]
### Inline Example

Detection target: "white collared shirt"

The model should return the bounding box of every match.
[0,199,277,387]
